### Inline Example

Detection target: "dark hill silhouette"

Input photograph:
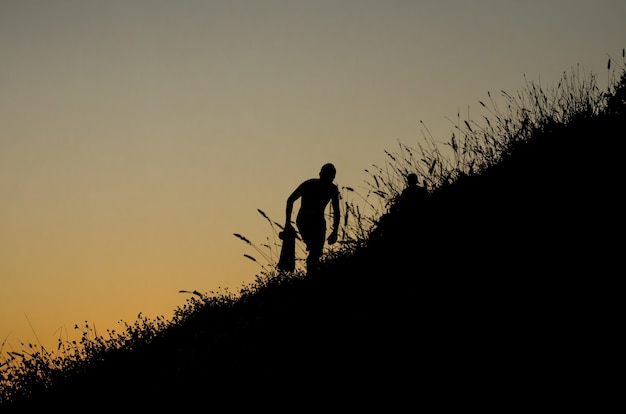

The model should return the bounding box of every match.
[2,67,623,411]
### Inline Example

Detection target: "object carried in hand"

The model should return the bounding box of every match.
[277,224,297,272]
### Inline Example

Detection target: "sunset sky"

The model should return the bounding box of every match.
[2,0,625,355]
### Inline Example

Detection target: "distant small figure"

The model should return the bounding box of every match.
[396,173,428,217]
[284,163,340,274]
[369,173,428,244]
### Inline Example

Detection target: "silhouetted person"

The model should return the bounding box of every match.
[285,163,340,274]
[395,173,428,221]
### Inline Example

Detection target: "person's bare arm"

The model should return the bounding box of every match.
[285,186,301,227]
[327,189,340,244]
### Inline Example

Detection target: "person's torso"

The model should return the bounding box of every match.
[298,179,337,217]
[399,185,427,210]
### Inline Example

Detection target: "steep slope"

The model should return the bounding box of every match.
[3,106,622,412]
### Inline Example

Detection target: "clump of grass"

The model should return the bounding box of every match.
[362,53,625,215]
[0,312,180,404]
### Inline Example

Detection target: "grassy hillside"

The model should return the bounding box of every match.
[2,59,624,411]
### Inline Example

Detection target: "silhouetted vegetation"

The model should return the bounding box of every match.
[2,52,624,411]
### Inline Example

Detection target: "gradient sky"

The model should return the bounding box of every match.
[2,0,625,355]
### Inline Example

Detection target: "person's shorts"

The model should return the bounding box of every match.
[296,214,326,256]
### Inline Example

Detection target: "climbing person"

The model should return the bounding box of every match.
[284,163,340,274]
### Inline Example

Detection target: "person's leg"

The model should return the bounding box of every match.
[306,252,320,275]
[297,216,326,275]
[307,222,326,275]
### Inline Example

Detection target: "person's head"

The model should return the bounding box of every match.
[319,163,336,182]
[407,173,418,186]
